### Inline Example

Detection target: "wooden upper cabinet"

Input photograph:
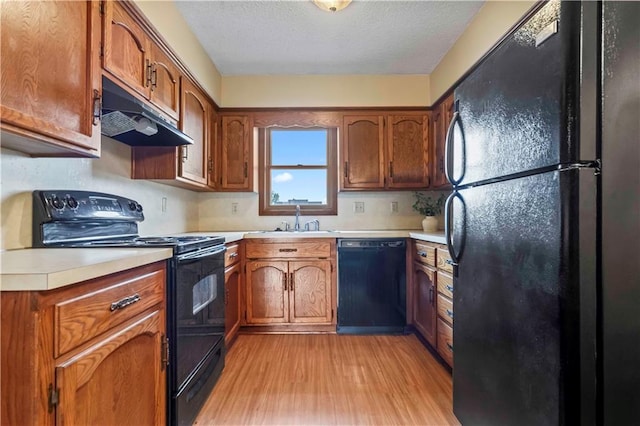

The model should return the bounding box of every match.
[342,115,385,189]
[103,0,150,98]
[208,109,219,188]
[219,115,252,191]
[148,43,181,121]
[179,78,209,186]
[387,115,430,189]
[0,0,102,157]
[431,93,454,189]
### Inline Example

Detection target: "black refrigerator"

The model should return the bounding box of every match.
[445,1,639,425]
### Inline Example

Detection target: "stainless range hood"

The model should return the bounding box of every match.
[101,77,193,147]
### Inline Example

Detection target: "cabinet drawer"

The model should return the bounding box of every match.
[436,271,453,298]
[436,248,454,273]
[55,267,165,357]
[437,318,454,367]
[414,242,436,267]
[437,293,454,325]
[225,243,240,267]
[246,242,331,259]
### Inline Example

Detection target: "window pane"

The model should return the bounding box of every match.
[270,169,327,205]
[271,130,327,166]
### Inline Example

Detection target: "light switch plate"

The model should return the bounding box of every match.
[390,201,398,213]
[354,201,365,214]
[231,202,239,215]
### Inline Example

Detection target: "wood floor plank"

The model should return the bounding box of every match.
[195,334,459,425]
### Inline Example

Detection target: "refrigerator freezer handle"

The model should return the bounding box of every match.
[444,107,463,186]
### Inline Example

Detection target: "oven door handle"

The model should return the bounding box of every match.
[176,245,226,261]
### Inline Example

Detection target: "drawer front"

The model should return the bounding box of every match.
[437,318,454,367]
[414,242,436,267]
[436,271,454,298]
[437,293,454,325]
[55,267,165,357]
[246,242,331,259]
[436,248,454,273]
[225,243,240,267]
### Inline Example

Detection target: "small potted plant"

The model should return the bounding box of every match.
[412,192,446,232]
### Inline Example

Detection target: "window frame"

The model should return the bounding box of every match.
[258,127,338,216]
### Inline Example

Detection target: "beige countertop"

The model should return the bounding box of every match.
[0,248,173,292]
[178,230,447,244]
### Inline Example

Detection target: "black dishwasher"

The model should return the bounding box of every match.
[337,239,407,334]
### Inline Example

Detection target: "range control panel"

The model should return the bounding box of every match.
[33,190,145,222]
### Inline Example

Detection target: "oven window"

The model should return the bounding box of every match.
[193,275,217,315]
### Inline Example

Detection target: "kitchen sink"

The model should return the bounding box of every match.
[249,230,340,237]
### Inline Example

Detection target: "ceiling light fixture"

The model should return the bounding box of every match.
[313,0,352,13]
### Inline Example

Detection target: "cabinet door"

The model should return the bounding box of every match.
[103,1,150,98]
[179,78,209,186]
[149,43,180,121]
[220,115,252,191]
[208,110,219,188]
[56,310,165,425]
[246,261,289,324]
[387,115,430,189]
[342,115,385,189]
[413,261,437,346]
[0,0,101,156]
[224,263,241,344]
[289,260,332,324]
[432,94,454,189]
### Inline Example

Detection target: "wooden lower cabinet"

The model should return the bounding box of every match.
[412,261,437,347]
[224,262,242,345]
[246,259,332,325]
[1,262,167,426]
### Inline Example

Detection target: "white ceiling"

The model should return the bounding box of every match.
[174,0,485,76]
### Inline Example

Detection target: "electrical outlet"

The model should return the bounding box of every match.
[390,201,398,213]
[354,201,365,214]
[231,202,238,215]
[161,197,167,213]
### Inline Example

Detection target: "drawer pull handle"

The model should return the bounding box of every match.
[417,251,427,257]
[446,285,454,292]
[445,259,454,265]
[447,343,453,352]
[110,294,141,312]
[279,248,297,253]
[446,309,454,319]
[229,252,238,258]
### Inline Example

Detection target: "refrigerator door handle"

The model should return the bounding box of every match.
[444,190,464,276]
[445,104,464,186]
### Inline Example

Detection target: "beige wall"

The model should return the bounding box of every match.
[430,1,537,103]
[0,138,199,250]
[221,75,430,108]
[133,0,222,104]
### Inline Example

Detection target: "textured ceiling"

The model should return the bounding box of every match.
[174,0,485,75]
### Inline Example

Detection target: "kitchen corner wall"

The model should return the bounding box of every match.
[0,137,199,250]
[198,190,447,232]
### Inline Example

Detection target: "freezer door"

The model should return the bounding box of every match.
[601,2,640,424]
[452,170,593,425]
[447,1,581,186]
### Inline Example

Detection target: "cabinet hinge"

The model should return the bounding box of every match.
[161,334,169,370]
[48,384,59,413]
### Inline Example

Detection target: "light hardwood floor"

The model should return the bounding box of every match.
[195,334,459,425]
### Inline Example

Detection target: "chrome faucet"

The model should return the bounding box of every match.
[304,219,320,231]
[294,205,301,231]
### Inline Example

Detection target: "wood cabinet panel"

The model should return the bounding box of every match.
[437,294,454,326]
[413,261,437,347]
[246,242,331,259]
[56,310,165,426]
[436,271,453,299]
[414,242,436,267]
[342,115,385,189]
[437,318,454,367]
[148,43,180,121]
[387,115,430,188]
[224,243,241,267]
[431,93,454,189]
[220,115,252,191]
[224,262,241,345]
[436,248,454,273]
[289,261,331,323]
[0,0,101,156]
[246,261,289,324]
[103,0,149,98]
[179,77,209,186]
[55,268,164,357]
